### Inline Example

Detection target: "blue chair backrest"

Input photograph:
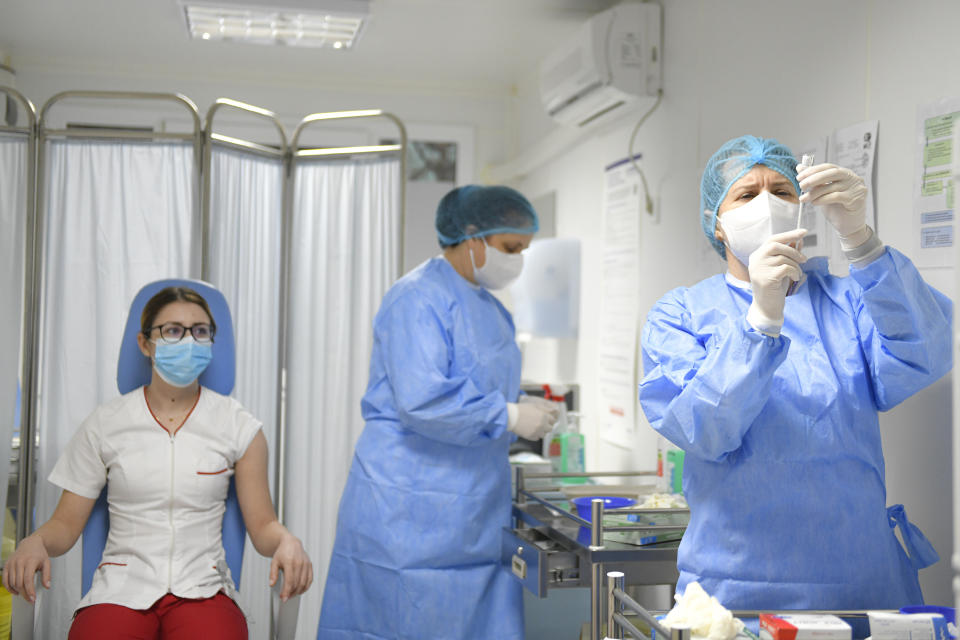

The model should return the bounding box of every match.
[80,278,246,596]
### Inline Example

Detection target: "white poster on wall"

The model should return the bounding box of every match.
[914,97,960,268]
[827,120,879,272]
[598,156,642,450]
[829,120,879,230]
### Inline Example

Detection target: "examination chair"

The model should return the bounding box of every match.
[80,278,299,638]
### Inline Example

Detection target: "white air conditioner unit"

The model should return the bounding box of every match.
[540,1,661,128]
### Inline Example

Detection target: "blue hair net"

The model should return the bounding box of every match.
[436,185,539,247]
[700,135,800,258]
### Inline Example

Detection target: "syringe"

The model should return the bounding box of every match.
[794,154,815,231]
[786,154,814,296]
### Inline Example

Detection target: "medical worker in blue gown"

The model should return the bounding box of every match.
[317,185,559,639]
[638,135,951,610]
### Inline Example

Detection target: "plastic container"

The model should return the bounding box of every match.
[546,411,586,484]
[666,449,685,494]
[657,437,684,494]
[571,496,636,522]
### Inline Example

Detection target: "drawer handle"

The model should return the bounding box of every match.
[511,554,527,580]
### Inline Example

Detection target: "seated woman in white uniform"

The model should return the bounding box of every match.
[2,286,312,640]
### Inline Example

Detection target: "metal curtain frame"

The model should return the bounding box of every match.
[22,91,204,542]
[201,97,292,640]
[201,97,289,280]
[0,87,38,546]
[39,91,204,279]
[290,108,407,274]
[275,109,407,523]
[200,97,290,538]
[16,90,409,562]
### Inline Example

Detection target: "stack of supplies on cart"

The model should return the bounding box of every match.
[867,611,953,640]
[759,615,851,640]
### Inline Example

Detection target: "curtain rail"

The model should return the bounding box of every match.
[295,144,402,157]
[39,91,202,136]
[210,134,285,157]
[41,128,197,142]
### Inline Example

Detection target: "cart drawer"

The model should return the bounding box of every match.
[501,527,580,597]
[502,527,549,597]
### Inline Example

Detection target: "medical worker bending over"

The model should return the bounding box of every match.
[639,135,951,610]
[317,185,559,640]
[2,286,312,639]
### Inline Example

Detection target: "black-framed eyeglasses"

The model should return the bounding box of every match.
[146,322,216,344]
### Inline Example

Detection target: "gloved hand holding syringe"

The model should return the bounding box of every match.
[786,154,814,296]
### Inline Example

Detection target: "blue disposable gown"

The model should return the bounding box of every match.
[638,249,951,610]
[317,257,523,640]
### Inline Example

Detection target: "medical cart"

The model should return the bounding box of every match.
[504,469,688,640]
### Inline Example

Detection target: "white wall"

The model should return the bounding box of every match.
[510,0,958,607]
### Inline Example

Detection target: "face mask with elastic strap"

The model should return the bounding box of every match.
[152,337,213,387]
[718,192,799,265]
[469,241,524,290]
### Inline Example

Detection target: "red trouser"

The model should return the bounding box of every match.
[68,592,248,640]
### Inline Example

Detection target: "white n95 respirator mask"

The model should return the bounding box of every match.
[717,191,799,265]
[470,242,524,290]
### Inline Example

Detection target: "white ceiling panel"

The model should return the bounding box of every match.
[0,0,622,94]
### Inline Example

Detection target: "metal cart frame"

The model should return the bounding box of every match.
[508,467,689,640]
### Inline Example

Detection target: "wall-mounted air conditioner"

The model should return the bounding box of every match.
[540,1,661,128]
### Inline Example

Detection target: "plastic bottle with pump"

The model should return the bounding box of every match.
[541,385,586,485]
[656,435,685,494]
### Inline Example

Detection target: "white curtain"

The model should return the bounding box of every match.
[0,135,27,538]
[284,155,401,638]
[205,145,283,639]
[34,139,195,639]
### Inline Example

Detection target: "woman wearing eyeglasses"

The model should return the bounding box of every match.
[2,286,312,640]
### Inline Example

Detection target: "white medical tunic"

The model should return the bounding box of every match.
[48,386,262,612]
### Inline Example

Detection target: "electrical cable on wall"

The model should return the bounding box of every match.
[628,88,663,215]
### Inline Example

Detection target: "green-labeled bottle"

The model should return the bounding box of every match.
[547,410,586,485]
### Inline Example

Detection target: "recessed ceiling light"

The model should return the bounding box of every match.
[181,1,367,49]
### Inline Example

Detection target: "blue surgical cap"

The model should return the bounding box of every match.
[700,135,800,258]
[436,185,539,247]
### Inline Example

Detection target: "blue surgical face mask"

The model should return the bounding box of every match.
[152,337,213,387]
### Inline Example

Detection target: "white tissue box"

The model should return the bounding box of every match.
[759,615,852,640]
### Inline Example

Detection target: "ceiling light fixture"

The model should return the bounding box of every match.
[181,0,368,49]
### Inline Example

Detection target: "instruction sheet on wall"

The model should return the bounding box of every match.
[914,97,960,268]
[829,120,879,233]
[598,157,642,449]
